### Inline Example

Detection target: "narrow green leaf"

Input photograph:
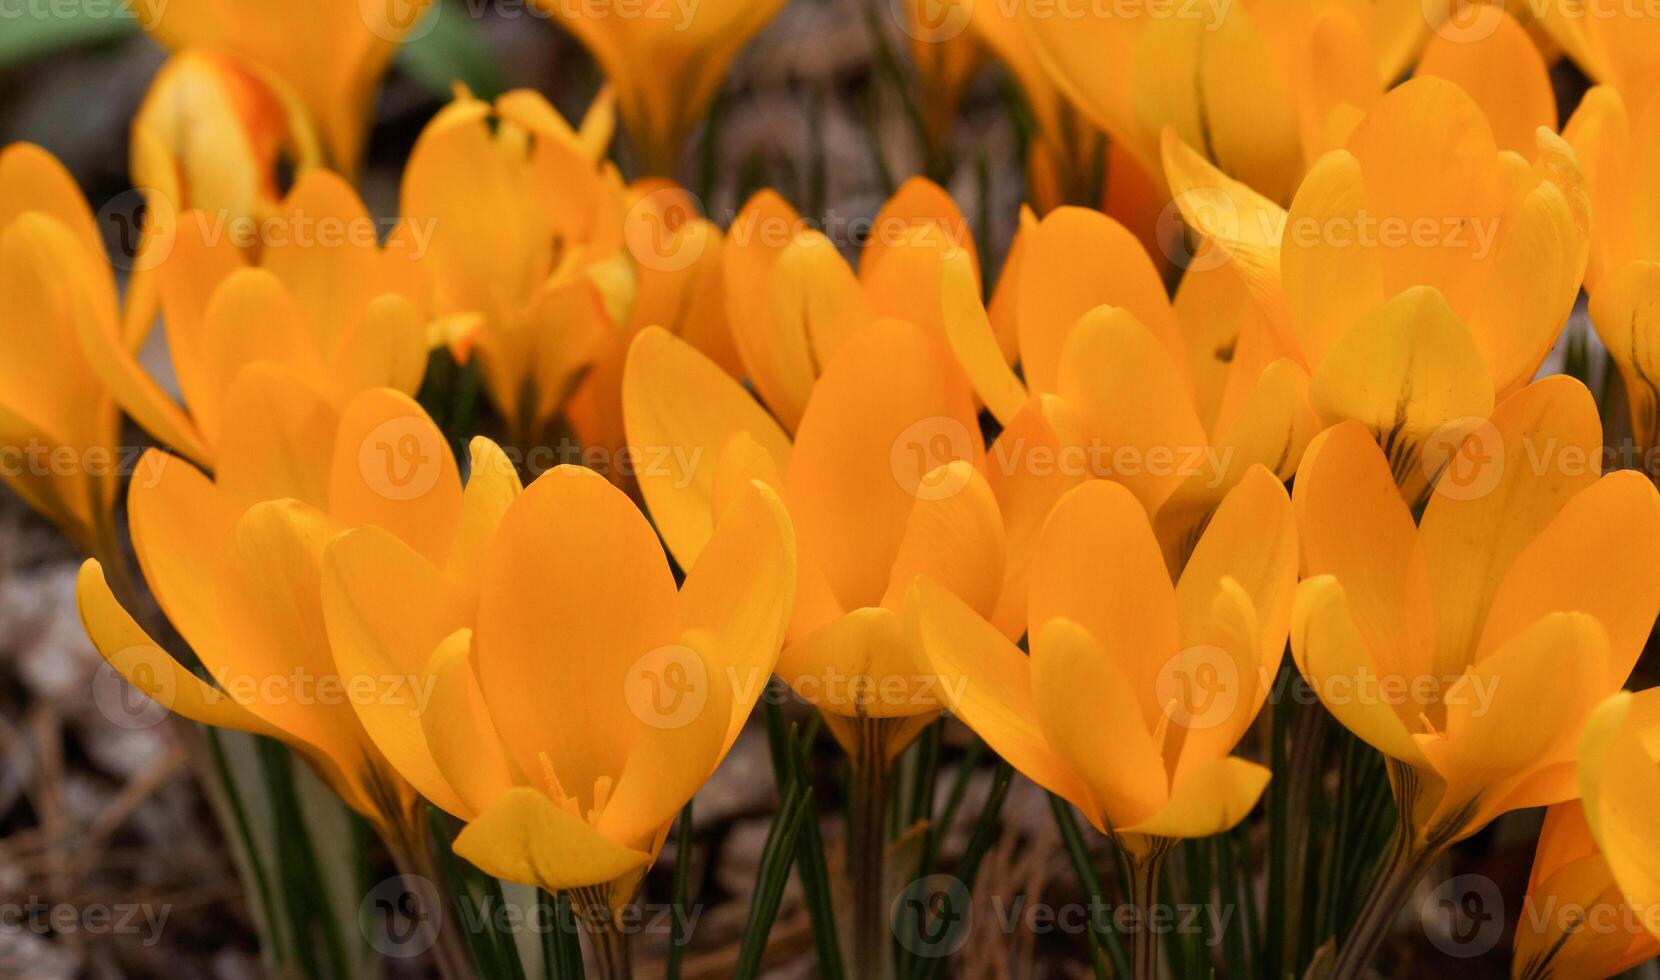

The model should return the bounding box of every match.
[1050,794,1125,980]
[733,784,815,980]
[665,802,695,980]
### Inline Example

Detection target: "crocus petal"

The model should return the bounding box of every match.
[1280,149,1386,366]
[475,466,682,808]
[1418,612,1608,837]
[1119,756,1270,841]
[724,191,812,430]
[1590,260,1660,451]
[422,629,516,821]
[445,437,524,600]
[1154,360,1317,570]
[776,607,924,718]
[678,478,796,749]
[1159,130,1290,326]
[453,787,651,893]
[941,246,1027,426]
[1415,6,1555,156]
[1582,691,1660,919]
[907,577,1093,813]
[623,326,793,569]
[321,526,470,817]
[1292,422,1435,685]
[324,294,428,405]
[983,397,1090,641]
[1030,480,1180,733]
[215,364,337,511]
[127,449,241,662]
[785,320,981,611]
[70,266,211,466]
[1463,132,1590,397]
[767,230,872,390]
[195,268,327,448]
[1056,305,1209,514]
[1175,465,1297,668]
[1307,285,1495,504]
[76,559,284,741]
[879,462,1006,623]
[1030,616,1167,833]
[1419,375,1601,682]
[262,170,388,354]
[595,652,733,849]
[328,389,463,567]
[1478,472,1660,689]
[1015,207,1185,397]
[1291,575,1427,766]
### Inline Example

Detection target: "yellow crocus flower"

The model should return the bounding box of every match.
[942,205,1317,586]
[1024,0,1429,204]
[73,171,430,472]
[1291,377,1660,974]
[77,386,479,843]
[131,0,434,174]
[624,313,1003,978]
[1579,689,1660,967]
[909,467,1295,975]
[322,460,793,933]
[131,48,322,227]
[625,317,1003,735]
[1563,85,1660,459]
[1164,76,1589,503]
[0,144,123,559]
[124,48,326,339]
[531,0,787,175]
[1512,802,1660,980]
[722,178,984,432]
[401,87,631,451]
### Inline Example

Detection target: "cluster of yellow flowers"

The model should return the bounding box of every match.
[7,0,1660,976]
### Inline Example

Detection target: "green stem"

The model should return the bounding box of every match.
[1126,842,1173,980]
[571,887,632,980]
[1325,811,1442,980]
[851,717,895,980]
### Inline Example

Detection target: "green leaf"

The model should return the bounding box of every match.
[395,0,506,100]
[733,783,815,980]
[665,802,695,980]
[0,8,138,71]
[1050,793,1125,980]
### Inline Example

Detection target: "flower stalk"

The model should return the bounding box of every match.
[1124,839,1175,980]
[850,715,896,980]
